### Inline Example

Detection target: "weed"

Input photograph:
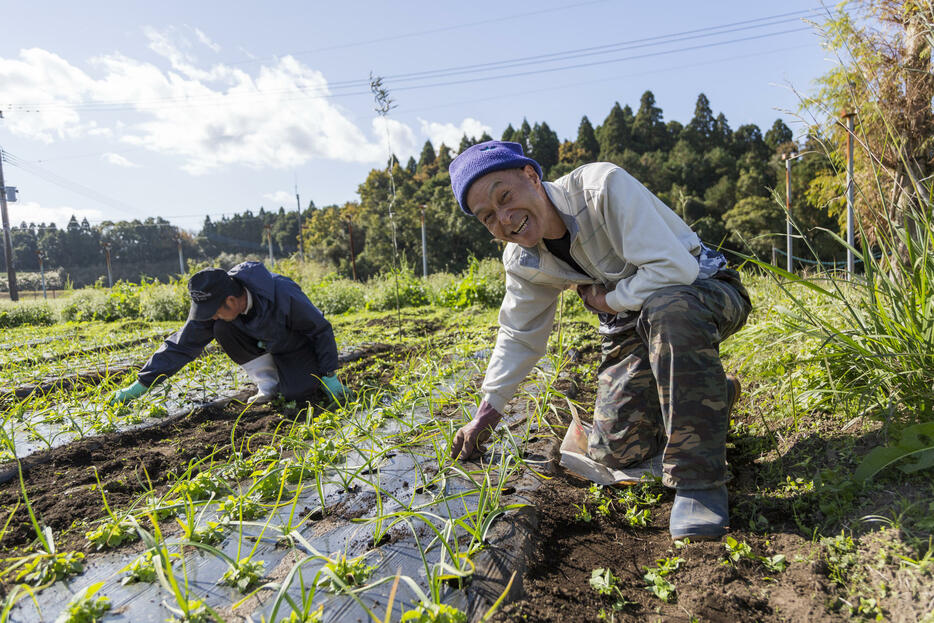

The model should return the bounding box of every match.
[189,521,227,545]
[175,471,226,501]
[1,550,84,586]
[220,557,266,593]
[624,505,651,528]
[399,602,468,622]
[121,550,161,585]
[319,554,376,594]
[218,494,263,521]
[574,503,593,523]
[723,536,756,565]
[55,581,111,623]
[821,532,860,587]
[643,557,682,603]
[85,517,139,550]
[590,567,637,613]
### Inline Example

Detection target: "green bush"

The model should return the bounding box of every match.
[305,275,366,314]
[61,282,141,322]
[425,272,457,305]
[436,257,505,309]
[365,266,429,311]
[139,281,189,321]
[0,301,56,328]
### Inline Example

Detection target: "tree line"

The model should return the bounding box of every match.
[3,91,846,286]
[302,91,843,280]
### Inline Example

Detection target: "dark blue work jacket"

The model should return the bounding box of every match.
[137,262,338,399]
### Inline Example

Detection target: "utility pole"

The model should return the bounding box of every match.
[0,148,18,301]
[420,205,428,278]
[101,242,113,287]
[174,231,185,274]
[346,218,357,282]
[36,249,47,299]
[781,150,798,274]
[295,182,305,261]
[842,110,857,279]
[264,223,274,266]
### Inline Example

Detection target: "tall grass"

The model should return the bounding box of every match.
[749,41,934,479]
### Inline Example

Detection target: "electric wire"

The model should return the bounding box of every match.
[4,11,820,113]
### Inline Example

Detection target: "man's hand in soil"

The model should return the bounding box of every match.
[451,401,502,460]
[109,380,148,405]
[576,283,616,314]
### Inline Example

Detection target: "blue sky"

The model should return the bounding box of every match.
[0,0,838,232]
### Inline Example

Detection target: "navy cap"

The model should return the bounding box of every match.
[187,268,241,321]
[449,140,542,215]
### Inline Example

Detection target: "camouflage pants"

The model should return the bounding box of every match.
[588,269,752,489]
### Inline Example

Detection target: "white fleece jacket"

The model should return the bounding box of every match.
[481,162,702,413]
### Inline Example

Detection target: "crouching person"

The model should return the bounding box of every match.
[110,261,348,407]
[446,141,752,540]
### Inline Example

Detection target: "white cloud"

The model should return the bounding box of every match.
[263,190,294,205]
[0,33,491,175]
[7,200,103,228]
[372,117,418,163]
[193,28,221,53]
[419,118,492,154]
[102,152,139,167]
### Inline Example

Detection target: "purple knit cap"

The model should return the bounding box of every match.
[449,140,542,215]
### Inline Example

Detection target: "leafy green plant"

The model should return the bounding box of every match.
[86,516,139,550]
[121,550,161,585]
[400,602,468,623]
[590,567,636,613]
[318,554,376,594]
[220,557,266,593]
[2,550,84,586]
[218,494,263,521]
[189,521,227,545]
[854,421,934,483]
[573,503,592,523]
[723,536,756,566]
[623,505,650,527]
[175,471,227,501]
[643,557,682,603]
[54,582,111,623]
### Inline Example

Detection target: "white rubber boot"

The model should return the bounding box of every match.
[240,353,280,405]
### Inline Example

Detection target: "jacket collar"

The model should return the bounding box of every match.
[512,181,580,269]
[543,181,580,243]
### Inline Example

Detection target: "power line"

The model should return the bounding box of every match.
[0,151,149,217]
[379,11,813,84]
[402,42,816,117]
[224,0,614,66]
[5,11,819,113]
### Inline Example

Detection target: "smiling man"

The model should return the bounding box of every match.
[447,140,752,540]
[110,262,347,407]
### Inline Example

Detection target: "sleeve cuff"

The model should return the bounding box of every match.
[482,392,508,415]
[604,289,632,313]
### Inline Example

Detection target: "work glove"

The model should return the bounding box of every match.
[320,374,349,403]
[109,380,148,405]
[450,400,502,460]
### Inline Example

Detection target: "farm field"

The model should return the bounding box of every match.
[0,277,931,622]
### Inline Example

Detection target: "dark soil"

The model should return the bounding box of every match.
[0,398,291,557]
[491,474,843,623]
[0,342,398,560]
